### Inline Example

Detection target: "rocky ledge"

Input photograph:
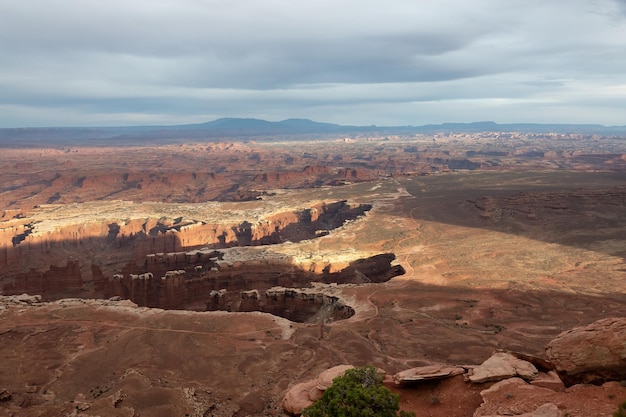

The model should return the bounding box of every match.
[283,317,626,416]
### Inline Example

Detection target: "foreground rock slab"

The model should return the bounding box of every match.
[473,377,626,417]
[479,402,564,417]
[545,317,626,386]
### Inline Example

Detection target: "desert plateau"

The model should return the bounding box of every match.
[1,125,626,417]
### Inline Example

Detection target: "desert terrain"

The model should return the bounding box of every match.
[1,128,625,416]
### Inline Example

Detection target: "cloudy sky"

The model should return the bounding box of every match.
[1,0,626,127]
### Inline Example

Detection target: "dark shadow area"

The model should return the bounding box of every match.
[399,171,626,258]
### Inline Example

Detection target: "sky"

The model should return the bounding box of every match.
[1,0,626,128]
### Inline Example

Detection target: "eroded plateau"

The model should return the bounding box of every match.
[1,131,626,416]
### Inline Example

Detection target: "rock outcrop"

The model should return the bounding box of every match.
[393,364,465,386]
[316,365,355,391]
[282,380,320,416]
[282,365,356,416]
[469,352,538,383]
[529,371,566,392]
[545,317,626,386]
[2,260,84,300]
[2,238,404,321]
[472,377,626,417]
[0,199,372,272]
[473,378,563,417]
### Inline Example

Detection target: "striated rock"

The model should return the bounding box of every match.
[316,365,355,391]
[393,364,465,386]
[545,317,626,387]
[469,352,538,383]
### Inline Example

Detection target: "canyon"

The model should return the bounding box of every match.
[0,128,625,416]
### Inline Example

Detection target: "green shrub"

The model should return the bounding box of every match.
[614,399,626,417]
[302,365,415,417]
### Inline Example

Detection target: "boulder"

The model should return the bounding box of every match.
[469,352,538,383]
[545,317,626,386]
[308,385,323,402]
[282,364,356,415]
[282,380,318,415]
[316,365,355,391]
[393,364,465,386]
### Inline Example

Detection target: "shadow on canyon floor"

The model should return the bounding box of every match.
[398,171,626,259]
[1,236,404,324]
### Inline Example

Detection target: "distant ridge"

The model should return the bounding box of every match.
[0,118,625,147]
[177,117,349,133]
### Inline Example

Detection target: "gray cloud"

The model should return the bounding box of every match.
[0,0,625,126]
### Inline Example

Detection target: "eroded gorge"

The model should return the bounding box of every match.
[1,197,404,322]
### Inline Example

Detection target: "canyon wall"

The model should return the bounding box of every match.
[0,200,371,272]
[1,250,402,322]
[1,199,402,322]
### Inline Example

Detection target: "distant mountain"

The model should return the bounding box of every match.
[0,118,625,147]
[176,117,349,133]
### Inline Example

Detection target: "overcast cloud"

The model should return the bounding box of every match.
[1,0,625,127]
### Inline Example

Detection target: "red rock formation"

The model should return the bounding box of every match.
[100,252,401,317]
[0,201,371,281]
[282,365,356,415]
[2,260,84,300]
[469,352,538,383]
[545,317,626,386]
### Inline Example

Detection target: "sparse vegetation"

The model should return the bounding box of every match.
[302,365,415,417]
[613,401,626,417]
[614,400,626,417]
[427,393,441,405]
